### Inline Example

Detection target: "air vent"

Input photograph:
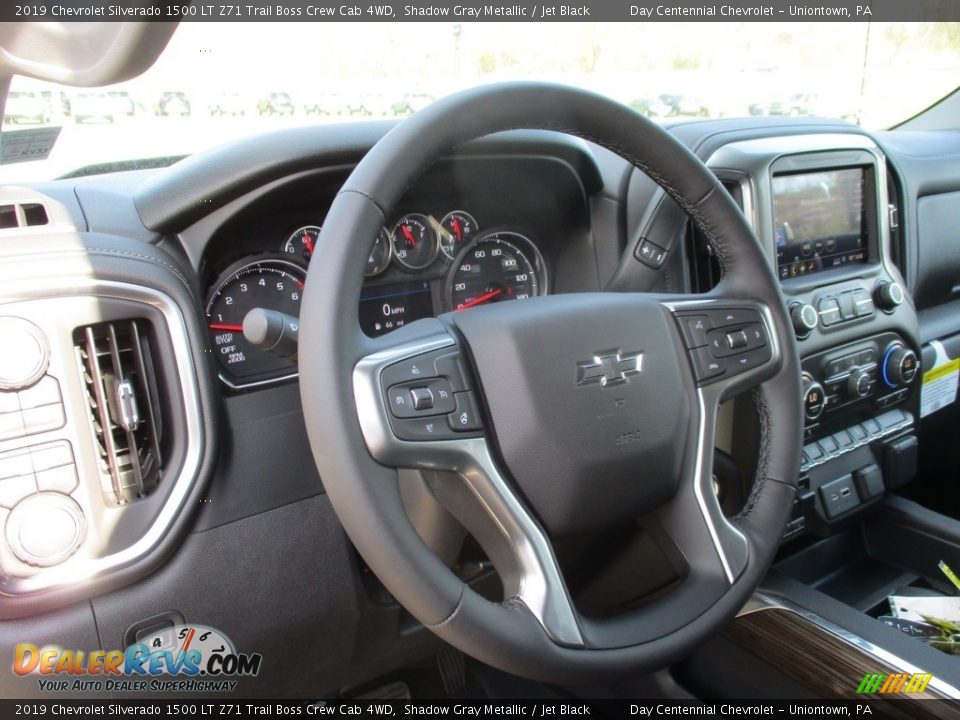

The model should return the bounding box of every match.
[687,179,743,293]
[0,202,48,229]
[74,320,164,505]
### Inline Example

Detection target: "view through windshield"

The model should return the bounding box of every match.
[2,21,958,181]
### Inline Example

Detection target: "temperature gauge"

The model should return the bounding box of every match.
[365,227,393,277]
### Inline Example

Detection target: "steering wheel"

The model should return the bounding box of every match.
[299,83,802,684]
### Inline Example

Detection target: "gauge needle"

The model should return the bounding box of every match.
[401,225,417,247]
[452,218,462,243]
[209,323,244,332]
[456,288,502,310]
[304,234,315,256]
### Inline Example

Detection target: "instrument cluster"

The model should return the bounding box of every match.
[204,208,549,389]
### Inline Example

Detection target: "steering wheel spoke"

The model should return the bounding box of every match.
[353,330,584,648]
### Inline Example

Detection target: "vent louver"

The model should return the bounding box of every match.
[75,320,164,505]
[0,203,48,229]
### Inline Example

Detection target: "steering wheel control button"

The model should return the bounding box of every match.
[409,387,434,411]
[5,492,85,567]
[635,239,667,269]
[677,315,711,348]
[707,308,759,329]
[0,317,49,391]
[448,392,482,432]
[725,330,748,350]
[391,416,457,442]
[387,378,455,418]
[722,347,770,375]
[690,347,723,382]
[743,324,767,350]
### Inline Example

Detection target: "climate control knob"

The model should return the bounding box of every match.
[847,369,872,399]
[882,344,918,388]
[790,302,818,337]
[875,281,904,311]
[802,374,826,421]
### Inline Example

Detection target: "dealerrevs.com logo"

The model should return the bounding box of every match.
[13,624,262,693]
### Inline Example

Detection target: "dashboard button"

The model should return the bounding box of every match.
[35,464,79,495]
[0,391,19,414]
[817,298,842,326]
[0,318,49,391]
[21,404,65,435]
[0,411,26,441]
[29,441,74,472]
[0,473,38,509]
[838,292,857,321]
[852,289,874,318]
[849,424,869,442]
[0,448,33,480]
[18,375,61,410]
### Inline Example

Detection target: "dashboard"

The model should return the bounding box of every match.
[2,112,960,697]
[195,153,595,389]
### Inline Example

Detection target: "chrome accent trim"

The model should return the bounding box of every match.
[0,280,205,596]
[742,593,960,699]
[353,333,584,648]
[663,298,782,586]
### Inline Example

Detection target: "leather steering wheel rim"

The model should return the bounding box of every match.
[299,82,803,684]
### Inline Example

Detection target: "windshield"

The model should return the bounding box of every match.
[2,21,958,181]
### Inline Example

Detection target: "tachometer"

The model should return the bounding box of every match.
[391,213,439,270]
[446,230,547,312]
[205,257,305,386]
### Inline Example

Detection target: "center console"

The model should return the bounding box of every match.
[708,135,921,541]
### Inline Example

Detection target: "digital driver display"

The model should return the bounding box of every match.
[773,168,868,280]
[359,280,433,337]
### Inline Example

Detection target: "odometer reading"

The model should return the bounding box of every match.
[447,231,546,312]
[205,257,305,385]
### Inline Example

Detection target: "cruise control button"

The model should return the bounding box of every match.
[381,351,443,388]
[722,347,770,375]
[726,330,748,350]
[690,347,724,382]
[409,387,434,411]
[387,378,455,418]
[449,391,483,432]
[707,308,760,329]
[743,323,767,350]
[677,315,711,349]
[391,416,457,441]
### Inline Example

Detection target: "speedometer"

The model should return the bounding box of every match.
[446,230,547,312]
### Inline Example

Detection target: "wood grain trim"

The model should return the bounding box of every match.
[724,607,956,717]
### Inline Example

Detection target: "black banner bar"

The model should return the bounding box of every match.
[5,0,960,23]
[2,699,960,718]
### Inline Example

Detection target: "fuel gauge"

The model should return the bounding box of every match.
[365,227,393,277]
[283,225,322,263]
[439,210,478,259]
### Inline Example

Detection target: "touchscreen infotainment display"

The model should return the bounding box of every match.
[773,168,868,280]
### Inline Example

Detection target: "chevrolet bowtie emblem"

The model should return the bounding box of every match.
[576,349,643,387]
